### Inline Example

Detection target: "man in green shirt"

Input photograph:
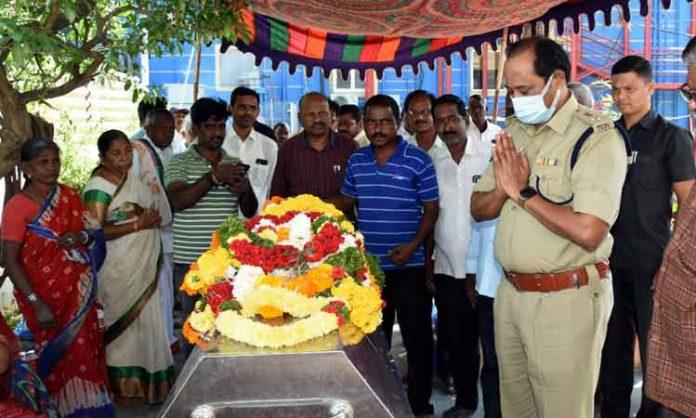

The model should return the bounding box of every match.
[164,98,257,353]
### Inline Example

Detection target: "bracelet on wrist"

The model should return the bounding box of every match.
[26,292,39,304]
[79,230,89,244]
[133,222,139,232]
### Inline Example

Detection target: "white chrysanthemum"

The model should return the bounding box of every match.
[232,265,265,302]
[224,266,238,279]
[252,218,277,233]
[338,233,358,252]
[282,213,312,250]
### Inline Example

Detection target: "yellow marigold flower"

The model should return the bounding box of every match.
[338,323,365,346]
[181,271,203,296]
[332,278,383,334]
[195,247,234,293]
[262,194,344,219]
[257,228,278,243]
[339,220,355,234]
[304,264,334,294]
[257,305,284,319]
[257,275,285,288]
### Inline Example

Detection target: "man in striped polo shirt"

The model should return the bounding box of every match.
[165,98,257,353]
[340,94,439,418]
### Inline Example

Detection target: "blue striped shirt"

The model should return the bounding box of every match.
[342,138,439,270]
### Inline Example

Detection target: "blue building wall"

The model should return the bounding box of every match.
[146,0,692,130]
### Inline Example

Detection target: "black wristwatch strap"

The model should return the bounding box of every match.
[517,186,537,208]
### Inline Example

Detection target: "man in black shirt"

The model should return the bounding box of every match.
[599,55,696,418]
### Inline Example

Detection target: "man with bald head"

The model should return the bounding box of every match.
[271,92,356,207]
[134,107,181,351]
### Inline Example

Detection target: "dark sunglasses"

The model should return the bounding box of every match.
[678,83,696,103]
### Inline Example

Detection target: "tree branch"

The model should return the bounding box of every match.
[19,54,104,104]
[43,0,62,32]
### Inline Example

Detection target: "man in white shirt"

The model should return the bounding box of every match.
[466,94,502,157]
[170,107,190,153]
[136,108,179,349]
[131,96,167,140]
[429,94,485,418]
[404,90,445,156]
[222,87,278,212]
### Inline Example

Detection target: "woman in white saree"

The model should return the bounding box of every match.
[83,130,174,404]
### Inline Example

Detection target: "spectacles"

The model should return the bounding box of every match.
[407,108,431,118]
[678,83,696,103]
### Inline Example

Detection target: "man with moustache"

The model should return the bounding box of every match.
[643,37,696,418]
[271,92,356,209]
[466,94,502,157]
[429,94,485,418]
[340,94,439,417]
[599,55,695,418]
[223,87,278,213]
[165,98,257,352]
[403,90,445,155]
[471,37,627,418]
[337,104,369,147]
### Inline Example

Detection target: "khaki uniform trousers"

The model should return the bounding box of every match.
[494,268,613,418]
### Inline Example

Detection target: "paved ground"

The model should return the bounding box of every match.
[116,327,644,418]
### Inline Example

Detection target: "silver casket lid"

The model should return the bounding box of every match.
[158,332,413,418]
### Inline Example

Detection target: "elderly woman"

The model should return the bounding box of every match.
[1,138,113,417]
[83,130,174,404]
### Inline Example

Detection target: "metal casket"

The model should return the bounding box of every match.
[158,332,413,418]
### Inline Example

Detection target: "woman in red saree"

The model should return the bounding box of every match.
[1,138,114,417]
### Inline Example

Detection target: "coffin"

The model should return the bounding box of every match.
[158,332,412,417]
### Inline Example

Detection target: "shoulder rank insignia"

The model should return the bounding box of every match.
[595,122,614,133]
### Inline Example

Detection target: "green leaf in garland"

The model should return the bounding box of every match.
[311,215,333,233]
[220,300,242,312]
[218,215,247,245]
[365,253,385,288]
[325,247,364,278]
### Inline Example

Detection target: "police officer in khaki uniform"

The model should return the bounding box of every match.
[471,37,628,418]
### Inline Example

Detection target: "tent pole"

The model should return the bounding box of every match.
[492,27,509,124]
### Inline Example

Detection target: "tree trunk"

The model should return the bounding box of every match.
[0,103,32,180]
[193,38,202,101]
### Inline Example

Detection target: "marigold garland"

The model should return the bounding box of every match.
[215,310,340,349]
[181,195,385,349]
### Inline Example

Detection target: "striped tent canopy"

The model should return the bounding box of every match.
[222,0,684,78]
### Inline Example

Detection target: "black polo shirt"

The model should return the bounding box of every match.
[610,110,696,270]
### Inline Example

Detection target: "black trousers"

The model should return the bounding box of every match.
[381,267,434,416]
[477,294,501,418]
[600,263,661,418]
[174,262,197,357]
[433,275,480,411]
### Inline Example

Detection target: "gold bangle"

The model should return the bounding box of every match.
[133,222,139,232]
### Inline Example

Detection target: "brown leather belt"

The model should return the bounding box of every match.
[505,261,610,292]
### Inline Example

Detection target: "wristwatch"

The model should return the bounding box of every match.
[516,186,538,208]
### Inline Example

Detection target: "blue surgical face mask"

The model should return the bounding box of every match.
[512,76,561,125]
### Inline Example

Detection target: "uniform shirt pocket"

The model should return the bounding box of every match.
[635,153,666,191]
[534,165,574,205]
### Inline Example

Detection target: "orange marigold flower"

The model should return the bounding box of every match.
[210,231,220,249]
[182,320,202,345]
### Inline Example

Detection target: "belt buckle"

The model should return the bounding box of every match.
[573,273,580,289]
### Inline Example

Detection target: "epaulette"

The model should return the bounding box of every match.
[574,108,615,133]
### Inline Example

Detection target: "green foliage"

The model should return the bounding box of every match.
[364,253,385,288]
[50,112,102,193]
[325,247,364,278]
[218,215,247,245]
[0,0,249,104]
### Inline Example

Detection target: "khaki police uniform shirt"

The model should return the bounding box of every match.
[474,95,627,273]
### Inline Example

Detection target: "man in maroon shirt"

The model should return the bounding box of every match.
[271,92,356,208]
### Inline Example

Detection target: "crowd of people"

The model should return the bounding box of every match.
[1,34,695,418]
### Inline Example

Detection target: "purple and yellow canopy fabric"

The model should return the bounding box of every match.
[223,0,684,77]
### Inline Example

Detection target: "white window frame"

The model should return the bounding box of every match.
[468,47,507,97]
[331,69,367,93]
[215,44,258,92]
